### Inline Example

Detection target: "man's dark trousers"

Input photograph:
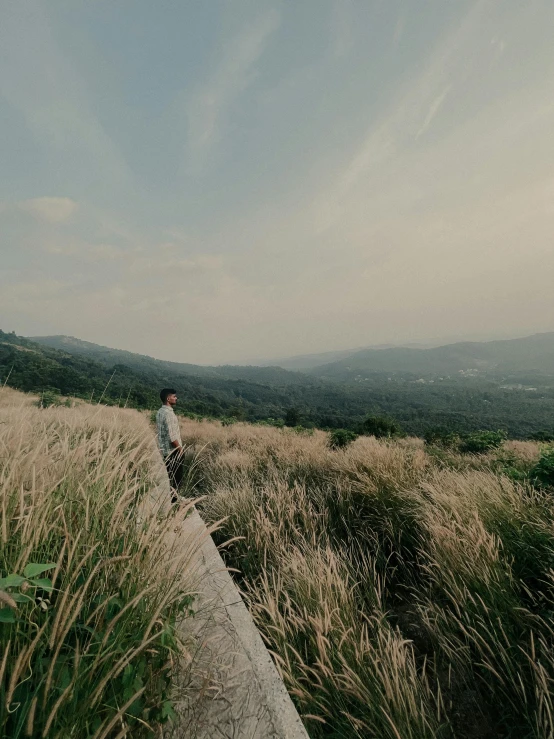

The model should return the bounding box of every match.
[165,450,184,503]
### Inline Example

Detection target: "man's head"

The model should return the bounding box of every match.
[160,388,178,406]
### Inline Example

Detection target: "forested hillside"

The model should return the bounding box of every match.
[30,334,220,379]
[310,332,554,380]
[2,330,554,438]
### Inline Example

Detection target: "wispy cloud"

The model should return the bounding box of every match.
[19,197,78,224]
[313,1,490,225]
[41,242,125,262]
[331,0,355,58]
[129,253,223,277]
[392,14,405,50]
[416,85,451,139]
[186,9,280,158]
[490,36,507,58]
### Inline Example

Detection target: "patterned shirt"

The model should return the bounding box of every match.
[156,405,182,457]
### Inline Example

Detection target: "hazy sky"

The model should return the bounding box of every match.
[1,0,553,364]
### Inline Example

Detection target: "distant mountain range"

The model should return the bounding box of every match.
[31,332,554,380]
[307,332,554,381]
[255,344,411,370]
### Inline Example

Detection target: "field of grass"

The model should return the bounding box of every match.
[0,388,200,737]
[178,418,554,738]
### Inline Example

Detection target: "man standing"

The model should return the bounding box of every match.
[156,388,183,503]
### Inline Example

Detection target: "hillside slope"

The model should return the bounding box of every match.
[31,334,313,385]
[255,343,435,370]
[2,330,327,418]
[310,332,554,380]
[30,334,219,378]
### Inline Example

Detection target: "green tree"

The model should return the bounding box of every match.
[36,390,61,408]
[424,427,460,448]
[459,430,507,454]
[360,415,403,438]
[531,448,554,489]
[329,429,358,449]
[284,407,300,427]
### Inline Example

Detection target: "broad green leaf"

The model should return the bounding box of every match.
[10,592,33,603]
[127,695,144,719]
[0,608,16,623]
[123,686,135,703]
[122,663,134,689]
[91,716,102,733]
[58,665,71,690]
[161,700,177,721]
[23,563,56,579]
[29,578,53,592]
[0,574,26,589]
[136,659,147,678]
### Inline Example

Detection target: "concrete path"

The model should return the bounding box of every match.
[147,478,310,739]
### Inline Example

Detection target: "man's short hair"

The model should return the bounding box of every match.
[160,388,177,403]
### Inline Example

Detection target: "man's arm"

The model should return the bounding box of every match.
[167,413,183,452]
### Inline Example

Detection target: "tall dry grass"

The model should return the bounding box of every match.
[0,388,200,737]
[180,417,554,738]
